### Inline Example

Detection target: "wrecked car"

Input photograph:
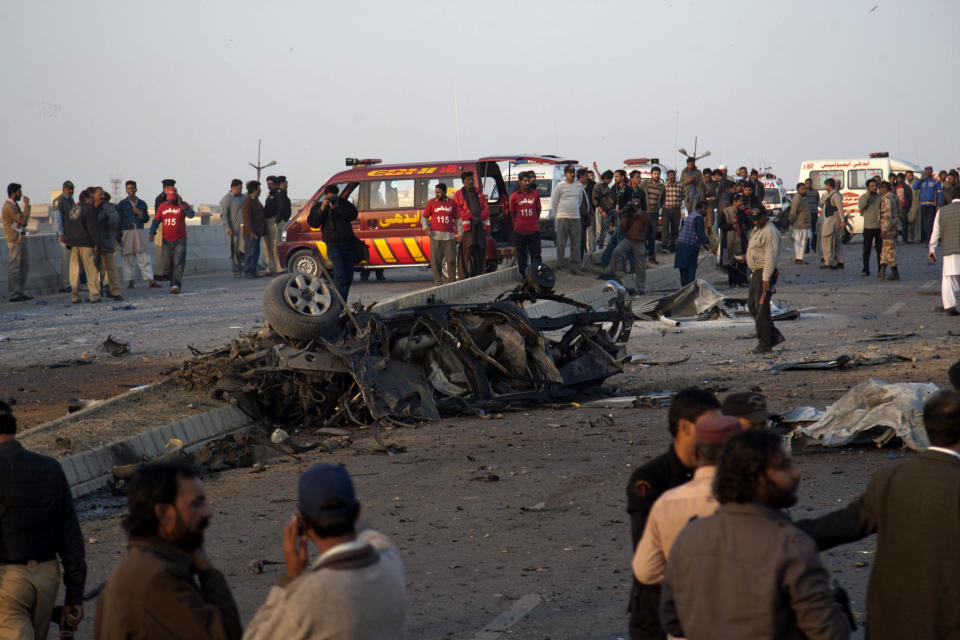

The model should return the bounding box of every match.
[178,265,634,428]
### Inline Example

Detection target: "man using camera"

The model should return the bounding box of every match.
[308,185,359,301]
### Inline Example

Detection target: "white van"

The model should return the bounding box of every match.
[797,153,922,237]
[761,177,790,228]
[503,156,578,239]
[623,157,674,182]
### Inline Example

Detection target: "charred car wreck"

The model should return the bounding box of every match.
[179,266,634,428]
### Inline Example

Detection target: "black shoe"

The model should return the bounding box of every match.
[751,345,773,354]
[111,295,123,301]
[861,269,869,276]
[8,294,27,302]
[948,309,960,316]
[774,334,786,346]
[85,298,102,303]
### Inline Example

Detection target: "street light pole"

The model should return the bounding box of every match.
[677,136,711,164]
[248,138,277,181]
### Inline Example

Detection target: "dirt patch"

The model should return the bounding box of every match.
[18,382,223,459]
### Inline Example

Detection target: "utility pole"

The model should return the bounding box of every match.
[249,138,277,181]
[678,136,711,164]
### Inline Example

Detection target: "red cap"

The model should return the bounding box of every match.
[695,415,742,445]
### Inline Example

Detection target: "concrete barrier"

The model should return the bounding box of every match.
[0,226,232,295]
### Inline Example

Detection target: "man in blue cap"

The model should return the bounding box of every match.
[244,463,406,640]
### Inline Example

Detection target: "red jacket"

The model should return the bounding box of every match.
[453,186,489,231]
[424,197,457,233]
[509,189,541,234]
[152,200,194,241]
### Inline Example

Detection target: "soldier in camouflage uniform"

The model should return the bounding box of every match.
[878,181,901,280]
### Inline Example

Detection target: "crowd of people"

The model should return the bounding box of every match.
[2,376,959,639]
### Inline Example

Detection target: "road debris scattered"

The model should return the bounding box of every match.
[98,335,131,357]
[770,353,913,374]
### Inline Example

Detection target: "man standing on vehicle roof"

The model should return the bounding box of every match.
[453,171,490,279]
[915,166,942,243]
[549,165,585,274]
[859,178,882,276]
[308,184,359,301]
[424,182,459,284]
[745,207,784,354]
[508,171,542,281]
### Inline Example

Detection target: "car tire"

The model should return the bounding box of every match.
[262,273,342,341]
[287,250,321,277]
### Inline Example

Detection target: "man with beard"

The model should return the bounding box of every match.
[219,179,245,277]
[2,183,32,301]
[94,462,241,640]
[454,171,490,278]
[262,176,282,275]
[744,207,783,353]
[661,430,851,640]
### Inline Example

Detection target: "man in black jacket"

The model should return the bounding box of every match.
[625,387,720,639]
[796,391,960,640]
[0,400,86,638]
[64,188,102,303]
[308,184,358,301]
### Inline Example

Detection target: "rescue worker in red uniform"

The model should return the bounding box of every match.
[148,187,194,293]
[453,171,490,278]
[509,170,542,280]
[423,183,458,284]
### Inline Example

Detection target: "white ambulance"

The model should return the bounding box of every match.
[623,157,674,182]
[503,156,578,239]
[797,153,922,237]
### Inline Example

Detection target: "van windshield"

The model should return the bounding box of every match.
[763,188,781,205]
[506,180,552,198]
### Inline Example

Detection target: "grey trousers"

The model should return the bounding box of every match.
[612,238,646,293]
[263,218,280,273]
[555,217,581,268]
[430,237,457,284]
[7,241,28,297]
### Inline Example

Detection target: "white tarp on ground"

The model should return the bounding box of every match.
[798,379,940,451]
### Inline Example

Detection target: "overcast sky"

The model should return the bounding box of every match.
[2,0,957,203]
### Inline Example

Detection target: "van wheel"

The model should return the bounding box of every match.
[287,250,320,277]
[262,274,342,341]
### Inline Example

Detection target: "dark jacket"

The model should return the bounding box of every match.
[0,440,86,605]
[796,449,960,640]
[263,189,279,220]
[307,197,358,246]
[241,196,266,238]
[662,502,850,640]
[276,189,292,223]
[626,446,694,639]
[621,207,651,242]
[63,203,100,248]
[94,537,241,640]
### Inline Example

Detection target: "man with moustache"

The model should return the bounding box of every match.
[661,430,851,639]
[94,462,241,640]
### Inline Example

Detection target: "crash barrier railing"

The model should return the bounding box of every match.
[0,227,232,295]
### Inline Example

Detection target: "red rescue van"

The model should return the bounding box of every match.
[279,156,561,277]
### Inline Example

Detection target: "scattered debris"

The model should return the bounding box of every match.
[795,380,939,451]
[248,559,283,575]
[633,279,794,322]
[111,304,136,311]
[770,353,912,374]
[67,397,101,413]
[0,335,8,342]
[626,354,690,367]
[54,436,72,449]
[855,332,916,343]
[49,359,92,369]
[177,270,634,429]
[98,335,130,357]
[113,439,184,479]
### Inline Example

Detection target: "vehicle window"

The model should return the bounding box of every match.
[367,179,415,209]
[333,183,359,207]
[809,170,844,190]
[532,180,552,198]
[424,177,463,200]
[763,188,781,205]
[847,169,884,189]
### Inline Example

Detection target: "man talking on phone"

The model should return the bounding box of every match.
[244,463,407,640]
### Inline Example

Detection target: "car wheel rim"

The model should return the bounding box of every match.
[284,275,332,317]
[293,255,318,277]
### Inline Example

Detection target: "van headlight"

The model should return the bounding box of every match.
[280,230,287,242]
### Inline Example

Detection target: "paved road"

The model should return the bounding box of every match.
[0,267,436,367]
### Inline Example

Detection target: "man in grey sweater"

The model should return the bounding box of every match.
[244,464,406,640]
[220,179,245,277]
[549,164,585,273]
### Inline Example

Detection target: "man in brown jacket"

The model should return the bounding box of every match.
[611,202,650,295]
[661,429,851,640]
[241,180,265,279]
[2,183,33,301]
[796,391,960,640]
[94,462,241,640]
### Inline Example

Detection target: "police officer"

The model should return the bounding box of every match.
[625,388,720,639]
